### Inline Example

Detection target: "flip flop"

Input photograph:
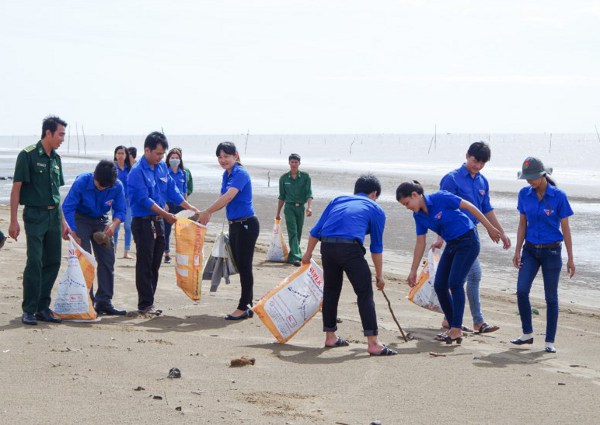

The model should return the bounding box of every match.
[324,337,349,348]
[475,323,499,334]
[369,344,398,356]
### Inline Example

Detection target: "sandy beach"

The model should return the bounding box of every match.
[1,178,600,424]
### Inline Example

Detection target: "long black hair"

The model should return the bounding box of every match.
[113,145,131,169]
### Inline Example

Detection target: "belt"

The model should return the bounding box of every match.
[286,202,303,207]
[27,205,56,210]
[321,237,358,244]
[525,241,562,249]
[228,215,254,225]
[138,215,163,221]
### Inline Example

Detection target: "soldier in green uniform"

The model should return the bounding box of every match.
[275,153,313,267]
[9,116,72,325]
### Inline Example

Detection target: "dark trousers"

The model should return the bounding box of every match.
[164,203,184,254]
[321,242,378,336]
[516,245,562,342]
[434,229,480,330]
[228,216,259,311]
[131,217,165,310]
[75,213,115,305]
[22,206,62,313]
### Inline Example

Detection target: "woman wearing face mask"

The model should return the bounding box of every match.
[511,157,575,354]
[163,148,187,264]
[197,142,259,320]
[113,145,133,259]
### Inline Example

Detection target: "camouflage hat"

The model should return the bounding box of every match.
[518,157,553,180]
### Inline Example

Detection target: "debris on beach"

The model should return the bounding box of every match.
[230,356,256,367]
[133,386,145,391]
[168,367,182,378]
[429,352,446,357]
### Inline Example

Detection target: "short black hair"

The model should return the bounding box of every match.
[396,180,424,200]
[41,115,67,139]
[467,141,491,163]
[127,146,137,159]
[354,174,381,198]
[94,160,118,188]
[289,153,301,162]
[144,132,168,151]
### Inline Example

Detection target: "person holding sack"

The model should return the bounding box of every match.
[511,157,575,353]
[397,180,502,345]
[62,160,127,315]
[276,153,313,266]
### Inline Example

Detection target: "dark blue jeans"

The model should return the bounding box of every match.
[434,229,480,330]
[516,245,562,343]
[228,216,260,311]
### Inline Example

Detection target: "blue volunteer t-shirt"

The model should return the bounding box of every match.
[309,193,386,253]
[168,167,187,206]
[62,173,126,232]
[221,163,255,220]
[440,164,493,224]
[115,163,130,198]
[127,155,184,217]
[413,191,475,241]
[517,184,574,245]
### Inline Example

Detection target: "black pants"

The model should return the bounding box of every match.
[75,213,115,305]
[228,216,259,311]
[321,242,378,336]
[131,217,165,310]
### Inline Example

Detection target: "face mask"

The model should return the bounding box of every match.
[170,159,181,168]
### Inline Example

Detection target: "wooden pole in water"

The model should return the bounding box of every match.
[82,125,87,155]
[548,133,552,153]
[595,125,600,143]
[75,122,80,155]
[244,129,250,155]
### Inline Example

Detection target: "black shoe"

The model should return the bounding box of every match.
[510,337,534,345]
[164,255,171,264]
[225,309,254,321]
[292,261,301,267]
[21,312,37,325]
[95,303,127,316]
[34,309,62,323]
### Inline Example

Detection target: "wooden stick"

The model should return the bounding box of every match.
[381,289,408,342]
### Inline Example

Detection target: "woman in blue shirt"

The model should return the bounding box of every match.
[113,145,133,259]
[511,157,575,353]
[163,148,187,264]
[198,142,259,321]
[397,181,501,344]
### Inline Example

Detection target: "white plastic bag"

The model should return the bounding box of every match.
[266,218,289,262]
[407,248,443,313]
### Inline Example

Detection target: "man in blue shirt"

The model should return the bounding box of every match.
[434,141,511,333]
[62,160,127,315]
[302,174,397,356]
[128,132,201,315]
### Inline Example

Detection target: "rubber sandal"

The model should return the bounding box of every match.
[442,324,474,333]
[325,337,349,348]
[369,344,398,356]
[475,323,499,334]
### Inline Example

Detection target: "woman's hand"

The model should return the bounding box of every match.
[567,258,576,278]
[375,275,385,291]
[512,252,522,269]
[486,225,501,243]
[407,270,417,287]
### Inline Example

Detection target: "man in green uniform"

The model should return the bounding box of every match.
[276,153,313,267]
[9,116,72,325]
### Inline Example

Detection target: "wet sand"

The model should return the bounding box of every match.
[1,180,600,424]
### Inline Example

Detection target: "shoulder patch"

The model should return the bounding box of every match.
[24,144,37,153]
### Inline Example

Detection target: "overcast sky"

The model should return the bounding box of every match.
[1,0,599,135]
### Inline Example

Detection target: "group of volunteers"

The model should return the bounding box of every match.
[5,115,575,356]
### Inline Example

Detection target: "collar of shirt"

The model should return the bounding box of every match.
[286,170,304,179]
[524,183,557,200]
[460,163,477,179]
[36,140,57,159]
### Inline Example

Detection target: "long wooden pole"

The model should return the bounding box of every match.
[381,289,408,342]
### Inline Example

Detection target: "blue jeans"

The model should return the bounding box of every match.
[466,258,484,325]
[516,245,562,343]
[434,230,480,330]
[113,199,132,251]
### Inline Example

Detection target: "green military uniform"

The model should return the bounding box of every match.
[13,141,64,314]
[278,170,313,263]
[185,168,194,196]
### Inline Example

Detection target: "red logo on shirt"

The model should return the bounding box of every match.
[160,177,167,182]
[479,190,485,195]
[105,200,113,206]
[544,209,553,216]
[435,212,443,220]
